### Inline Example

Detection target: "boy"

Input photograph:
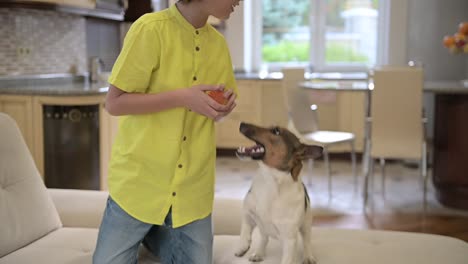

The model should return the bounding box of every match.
[93,0,242,263]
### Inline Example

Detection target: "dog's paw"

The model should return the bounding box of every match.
[303,257,317,264]
[234,245,250,257]
[248,254,264,262]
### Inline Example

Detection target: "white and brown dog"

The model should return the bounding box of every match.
[234,122,323,264]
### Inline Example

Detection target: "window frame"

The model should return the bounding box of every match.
[252,0,389,73]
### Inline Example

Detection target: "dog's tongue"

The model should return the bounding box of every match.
[236,145,265,159]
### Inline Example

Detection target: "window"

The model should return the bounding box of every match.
[259,0,384,72]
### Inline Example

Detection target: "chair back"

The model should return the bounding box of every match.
[281,67,319,134]
[370,66,424,159]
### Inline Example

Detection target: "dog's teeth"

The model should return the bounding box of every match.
[260,147,265,152]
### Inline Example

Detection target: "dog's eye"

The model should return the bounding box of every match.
[271,127,280,135]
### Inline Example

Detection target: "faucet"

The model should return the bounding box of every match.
[90,57,104,83]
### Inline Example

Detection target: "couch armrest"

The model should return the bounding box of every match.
[48,188,108,228]
[212,198,242,235]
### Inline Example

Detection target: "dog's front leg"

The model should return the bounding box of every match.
[300,221,317,264]
[235,214,255,257]
[249,231,269,262]
[280,238,298,264]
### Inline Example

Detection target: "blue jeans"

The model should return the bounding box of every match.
[93,197,213,264]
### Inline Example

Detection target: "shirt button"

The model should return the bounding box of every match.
[195,46,200,51]
[193,76,197,81]
[172,192,176,196]
[183,136,187,141]
[195,30,199,34]
[178,164,183,168]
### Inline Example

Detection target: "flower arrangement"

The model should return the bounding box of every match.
[443,22,468,54]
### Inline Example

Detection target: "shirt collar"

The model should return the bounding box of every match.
[169,4,210,33]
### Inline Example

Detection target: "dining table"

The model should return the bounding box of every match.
[299,79,468,211]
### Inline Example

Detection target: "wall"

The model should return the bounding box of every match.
[407,0,468,81]
[86,18,121,72]
[0,8,87,75]
[406,0,468,139]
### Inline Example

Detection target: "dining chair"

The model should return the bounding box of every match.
[281,67,357,201]
[363,65,428,213]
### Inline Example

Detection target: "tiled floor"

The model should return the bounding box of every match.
[214,157,468,218]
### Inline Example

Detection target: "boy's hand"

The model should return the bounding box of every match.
[214,89,236,122]
[182,84,236,121]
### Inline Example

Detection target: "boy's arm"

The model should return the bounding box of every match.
[105,84,234,120]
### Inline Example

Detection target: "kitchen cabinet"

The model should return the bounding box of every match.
[24,0,63,4]
[0,93,117,189]
[328,91,365,152]
[215,79,365,152]
[62,0,96,9]
[216,80,263,148]
[2,1,123,21]
[14,0,96,9]
[0,95,35,158]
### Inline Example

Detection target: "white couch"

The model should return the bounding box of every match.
[1,112,468,264]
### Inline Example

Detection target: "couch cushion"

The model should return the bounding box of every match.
[0,113,61,257]
[0,228,96,264]
[214,228,468,264]
[0,227,161,264]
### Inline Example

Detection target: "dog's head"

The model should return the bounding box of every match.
[236,122,323,181]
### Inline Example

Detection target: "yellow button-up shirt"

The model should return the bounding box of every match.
[107,4,237,228]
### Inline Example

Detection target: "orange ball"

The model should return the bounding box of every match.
[458,22,468,35]
[207,90,228,105]
[443,35,455,48]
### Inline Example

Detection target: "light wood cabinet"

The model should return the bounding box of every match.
[25,0,63,4]
[215,80,288,148]
[0,95,35,158]
[216,80,262,148]
[0,94,117,188]
[21,0,96,9]
[62,0,96,9]
[215,79,365,152]
[260,80,289,127]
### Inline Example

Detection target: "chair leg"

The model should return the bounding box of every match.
[351,141,357,193]
[323,147,331,201]
[369,158,375,212]
[422,141,428,215]
[363,157,375,213]
[380,158,386,199]
[363,148,370,211]
[308,158,314,186]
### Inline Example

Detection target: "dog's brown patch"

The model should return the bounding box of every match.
[238,122,323,181]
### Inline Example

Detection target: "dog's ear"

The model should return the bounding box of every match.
[291,162,303,182]
[291,144,322,181]
[298,144,323,160]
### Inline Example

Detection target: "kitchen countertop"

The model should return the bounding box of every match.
[234,71,368,81]
[0,71,370,96]
[1,73,466,96]
[423,80,468,94]
[0,74,109,96]
[0,81,109,96]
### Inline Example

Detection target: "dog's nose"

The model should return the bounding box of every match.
[239,122,247,132]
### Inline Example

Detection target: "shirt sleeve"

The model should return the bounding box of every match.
[108,19,160,93]
[223,43,238,97]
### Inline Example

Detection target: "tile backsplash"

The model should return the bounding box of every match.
[0,8,87,76]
